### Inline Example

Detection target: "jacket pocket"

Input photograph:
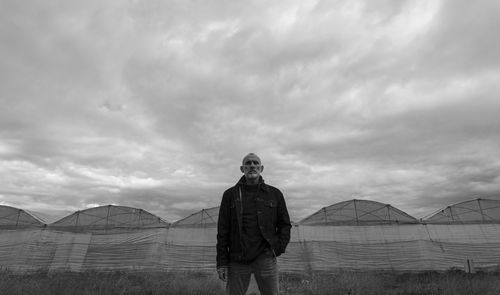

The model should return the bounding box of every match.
[264,200,277,208]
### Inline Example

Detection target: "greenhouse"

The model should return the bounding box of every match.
[171,206,219,228]
[298,199,419,225]
[0,205,45,229]
[422,198,500,224]
[1,198,500,273]
[48,205,169,231]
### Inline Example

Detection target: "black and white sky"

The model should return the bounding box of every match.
[1,0,500,223]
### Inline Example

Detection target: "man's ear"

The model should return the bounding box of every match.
[261,165,264,173]
[240,166,244,173]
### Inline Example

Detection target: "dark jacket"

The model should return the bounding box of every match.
[216,176,291,268]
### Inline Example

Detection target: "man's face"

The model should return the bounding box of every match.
[240,154,264,182]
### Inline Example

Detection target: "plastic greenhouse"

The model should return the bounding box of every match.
[1,198,500,273]
[49,205,169,231]
[0,205,45,229]
[423,198,500,224]
[171,206,219,228]
[299,199,419,225]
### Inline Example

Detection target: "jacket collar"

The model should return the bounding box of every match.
[236,176,269,192]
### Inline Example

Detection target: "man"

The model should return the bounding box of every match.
[216,153,291,295]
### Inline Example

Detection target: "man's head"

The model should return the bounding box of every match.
[240,153,264,184]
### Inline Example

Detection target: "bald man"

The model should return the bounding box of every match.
[216,153,291,295]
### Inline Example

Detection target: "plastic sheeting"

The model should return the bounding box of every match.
[299,199,419,225]
[50,205,169,231]
[424,198,500,224]
[171,207,219,228]
[281,224,500,272]
[0,205,45,228]
[0,230,89,271]
[2,223,500,273]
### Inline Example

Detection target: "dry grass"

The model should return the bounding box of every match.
[0,269,499,295]
[0,270,224,295]
[280,269,500,295]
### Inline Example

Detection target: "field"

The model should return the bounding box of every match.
[0,269,499,295]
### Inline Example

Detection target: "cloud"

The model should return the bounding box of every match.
[1,0,499,222]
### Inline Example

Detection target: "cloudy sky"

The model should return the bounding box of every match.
[1,0,500,223]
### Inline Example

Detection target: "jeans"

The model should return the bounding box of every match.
[226,250,279,295]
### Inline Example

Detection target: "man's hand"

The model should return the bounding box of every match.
[217,266,228,282]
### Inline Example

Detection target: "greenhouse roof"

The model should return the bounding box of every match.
[49,205,169,230]
[423,198,500,224]
[0,205,46,228]
[299,199,419,225]
[171,206,219,228]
